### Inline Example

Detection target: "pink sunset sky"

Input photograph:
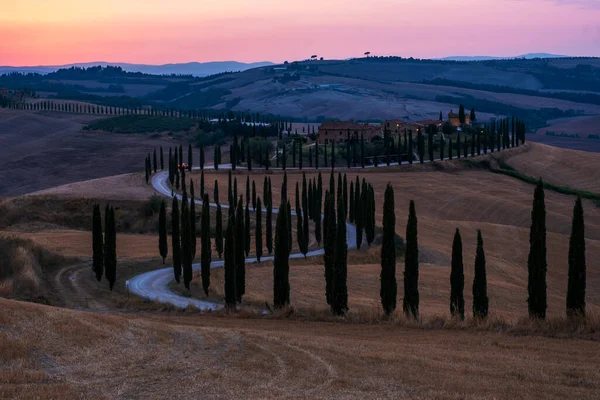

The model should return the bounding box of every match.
[2,0,600,66]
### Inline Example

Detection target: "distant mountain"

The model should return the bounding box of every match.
[0,61,273,77]
[440,53,569,61]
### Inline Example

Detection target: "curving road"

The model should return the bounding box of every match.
[128,143,509,310]
[128,166,357,310]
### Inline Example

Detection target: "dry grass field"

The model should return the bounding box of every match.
[183,150,600,319]
[2,297,600,400]
[2,141,600,398]
[506,142,600,193]
[536,114,600,138]
[0,109,185,197]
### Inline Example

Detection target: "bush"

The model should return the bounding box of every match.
[142,195,162,218]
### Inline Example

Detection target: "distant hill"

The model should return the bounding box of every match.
[440,53,569,61]
[0,61,273,77]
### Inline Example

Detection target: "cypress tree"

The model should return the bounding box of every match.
[403,200,419,318]
[355,176,362,249]
[287,199,292,254]
[282,142,287,170]
[256,197,263,262]
[245,200,251,257]
[181,193,193,290]
[303,195,309,256]
[247,144,252,171]
[179,144,183,166]
[323,192,336,305]
[190,184,197,260]
[92,204,104,281]
[266,198,273,254]
[236,197,246,302]
[324,142,328,168]
[145,156,150,184]
[308,179,314,220]
[315,173,323,245]
[332,193,348,315]
[153,148,158,172]
[527,180,547,319]
[343,174,348,220]
[567,197,586,317]
[160,146,164,170]
[233,177,238,207]
[228,170,233,206]
[456,133,461,159]
[158,200,168,264]
[459,104,465,125]
[224,213,237,309]
[473,230,489,319]
[168,147,173,183]
[199,193,211,296]
[450,228,465,319]
[360,134,365,168]
[428,133,434,162]
[380,184,397,315]
[171,197,182,283]
[104,206,117,290]
[282,172,288,202]
[296,183,304,255]
[349,181,355,223]
[215,203,223,258]
[440,134,445,160]
[246,176,250,211]
[273,201,290,308]
[187,143,192,170]
[252,180,257,210]
[214,146,219,170]
[200,170,205,199]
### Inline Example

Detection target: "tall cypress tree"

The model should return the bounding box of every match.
[256,197,263,262]
[252,180,257,210]
[343,174,348,220]
[567,197,586,317]
[296,183,304,255]
[403,200,419,318]
[181,193,193,290]
[527,180,547,319]
[266,198,273,254]
[246,176,250,211]
[332,193,348,315]
[235,197,246,302]
[201,194,211,296]
[158,200,168,264]
[349,181,355,223]
[472,230,489,319]
[190,183,197,260]
[380,184,397,315]
[92,204,104,281]
[187,143,193,170]
[200,146,205,170]
[224,213,237,309]
[171,197,181,283]
[153,148,158,172]
[200,170,205,199]
[273,201,290,308]
[160,146,164,170]
[245,200,251,257]
[323,192,336,306]
[450,228,465,319]
[215,203,223,258]
[355,176,362,249]
[104,206,117,290]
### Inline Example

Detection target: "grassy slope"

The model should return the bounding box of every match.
[2,297,600,399]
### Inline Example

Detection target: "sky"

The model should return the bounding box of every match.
[1,0,600,66]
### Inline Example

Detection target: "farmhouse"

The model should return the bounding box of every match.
[448,111,471,127]
[316,121,380,144]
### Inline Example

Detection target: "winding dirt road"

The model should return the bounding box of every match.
[128,165,357,310]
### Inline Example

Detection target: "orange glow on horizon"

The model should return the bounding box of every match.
[1,0,599,66]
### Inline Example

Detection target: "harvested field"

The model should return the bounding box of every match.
[0,109,195,197]
[505,142,600,193]
[537,114,600,138]
[2,297,600,399]
[182,159,600,318]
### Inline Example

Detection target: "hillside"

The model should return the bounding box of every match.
[3,58,600,128]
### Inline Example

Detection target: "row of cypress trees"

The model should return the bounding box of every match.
[91,204,117,290]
